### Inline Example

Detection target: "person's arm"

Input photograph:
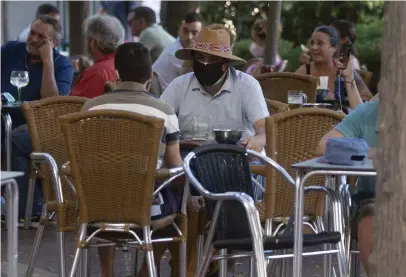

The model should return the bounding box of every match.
[337,57,363,109]
[354,70,373,100]
[240,78,269,152]
[54,60,74,96]
[316,129,345,155]
[344,72,363,110]
[316,102,367,155]
[38,40,61,98]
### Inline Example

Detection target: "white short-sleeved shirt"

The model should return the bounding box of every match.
[160,67,270,140]
[152,38,184,91]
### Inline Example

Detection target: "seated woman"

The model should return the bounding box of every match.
[245,19,285,75]
[300,20,362,71]
[295,25,372,110]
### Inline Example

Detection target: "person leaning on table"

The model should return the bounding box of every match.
[160,27,269,277]
[316,98,379,276]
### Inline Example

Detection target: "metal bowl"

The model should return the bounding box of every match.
[212,129,244,144]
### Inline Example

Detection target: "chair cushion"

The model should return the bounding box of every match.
[212,231,341,251]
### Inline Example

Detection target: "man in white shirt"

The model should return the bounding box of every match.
[160,27,269,276]
[18,4,60,42]
[128,6,175,62]
[152,12,203,91]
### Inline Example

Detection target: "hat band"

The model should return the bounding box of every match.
[193,41,231,54]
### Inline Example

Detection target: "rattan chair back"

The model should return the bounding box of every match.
[264,108,345,218]
[60,109,164,226]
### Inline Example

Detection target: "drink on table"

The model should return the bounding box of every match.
[287,90,307,110]
[10,71,29,103]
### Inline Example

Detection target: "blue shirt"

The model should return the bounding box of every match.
[334,100,379,202]
[1,41,74,127]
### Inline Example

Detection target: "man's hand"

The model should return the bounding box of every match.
[187,196,204,213]
[240,135,266,153]
[38,40,54,63]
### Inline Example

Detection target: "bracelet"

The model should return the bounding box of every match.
[344,78,355,83]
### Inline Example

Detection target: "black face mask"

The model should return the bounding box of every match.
[193,59,226,86]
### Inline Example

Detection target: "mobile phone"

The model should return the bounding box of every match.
[340,43,352,66]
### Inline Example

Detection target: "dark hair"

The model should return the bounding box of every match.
[33,15,62,44]
[332,20,357,44]
[314,25,339,47]
[36,4,59,18]
[115,42,152,83]
[132,6,156,25]
[183,12,203,24]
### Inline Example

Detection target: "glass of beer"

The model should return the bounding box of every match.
[287,91,307,110]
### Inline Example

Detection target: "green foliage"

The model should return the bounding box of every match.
[200,1,384,43]
[233,18,383,73]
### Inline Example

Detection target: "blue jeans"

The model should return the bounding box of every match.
[10,128,43,219]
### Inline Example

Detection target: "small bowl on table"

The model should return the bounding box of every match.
[212,129,244,144]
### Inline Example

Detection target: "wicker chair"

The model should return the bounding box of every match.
[260,108,345,223]
[256,108,347,276]
[184,144,345,277]
[22,96,88,277]
[265,99,289,115]
[255,72,318,103]
[60,110,186,277]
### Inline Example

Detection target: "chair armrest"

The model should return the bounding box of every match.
[250,164,266,176]
[153,167,184,196]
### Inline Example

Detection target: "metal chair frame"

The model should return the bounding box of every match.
[66,165,187,277]
[185,146,348,277]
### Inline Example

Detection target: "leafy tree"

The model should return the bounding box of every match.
[199,1,384,44]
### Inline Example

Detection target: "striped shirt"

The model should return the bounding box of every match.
[81,81,180,217]
[82,81,180,160]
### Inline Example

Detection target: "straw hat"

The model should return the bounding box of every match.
[175,27,246,65]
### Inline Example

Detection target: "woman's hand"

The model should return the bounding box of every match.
[299,52,311,65]
[336,55,354,81]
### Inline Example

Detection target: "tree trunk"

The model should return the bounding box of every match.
[160,1,200,37]
[370,2,406,276]
[69,1,90,57]
[264,1,282,65]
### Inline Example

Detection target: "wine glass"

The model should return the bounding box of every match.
[10,71,29,103]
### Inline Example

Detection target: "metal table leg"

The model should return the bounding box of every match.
[2,113,13,171]
[292,170,305,277]
[2,178,19,277]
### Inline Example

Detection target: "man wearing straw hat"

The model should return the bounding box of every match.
[161,27,269,276]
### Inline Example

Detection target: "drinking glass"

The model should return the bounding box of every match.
[10,71,29,103]
[192,115,212,140]
[287,90,307,110]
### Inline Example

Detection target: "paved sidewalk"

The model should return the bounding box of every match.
[1,227,363,277]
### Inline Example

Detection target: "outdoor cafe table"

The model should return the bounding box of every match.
[1,171,23,277]
[1,102,23,170]
[291,158,376,277]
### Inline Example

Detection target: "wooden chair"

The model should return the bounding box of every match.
[265,99,289,115]
[22,96,88,277]
[60,110,187,277]
[255,72,318,103]
[255,108,346,275]
[260,108,344,222]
